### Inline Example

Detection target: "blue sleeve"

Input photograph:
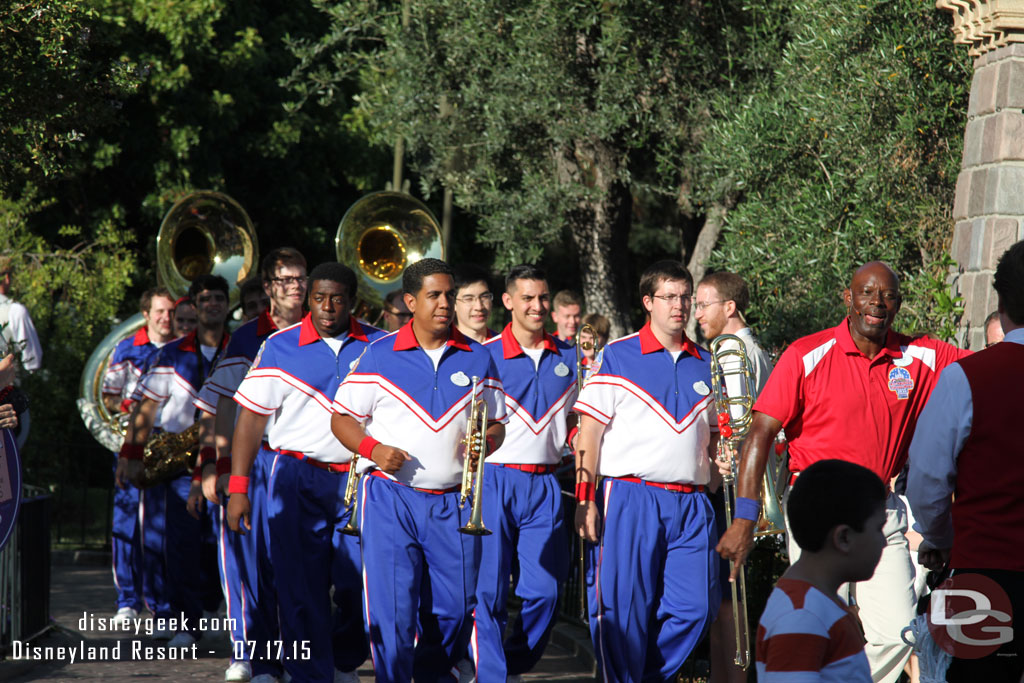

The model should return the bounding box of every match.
[906,363,972,550]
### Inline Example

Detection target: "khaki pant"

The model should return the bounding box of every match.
[785,490,915,683]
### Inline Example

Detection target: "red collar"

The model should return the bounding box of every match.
[297,314,370,347]
[178,329,230,353]
[256,309,278,336]
[133,326,152,346]
[393,321,473,352]
[499,323,559,359]
[835,317,901,359]
[638,321,702,359]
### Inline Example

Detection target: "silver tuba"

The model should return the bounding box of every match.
[77,191,259,451]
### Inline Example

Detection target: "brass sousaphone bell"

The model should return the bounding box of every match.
[77,191,259,453]
[335,191,444,316]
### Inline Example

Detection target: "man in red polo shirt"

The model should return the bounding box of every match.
[717,261,970,683]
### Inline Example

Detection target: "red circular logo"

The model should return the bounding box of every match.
[927,573,1014,659]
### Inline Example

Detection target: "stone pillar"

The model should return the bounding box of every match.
[939,0,1024,349]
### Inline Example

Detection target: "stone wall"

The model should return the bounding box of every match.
[940,0,1024,349]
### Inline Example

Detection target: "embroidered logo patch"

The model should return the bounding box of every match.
[246,341,266,376]
[887,366,914,400]
[553,362,570,377]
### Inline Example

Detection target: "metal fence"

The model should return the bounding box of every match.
[42,441,114,549]
[0,489,52,657]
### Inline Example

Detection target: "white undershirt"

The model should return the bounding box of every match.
[522,347,545,370]
[669,350,683,362]
[200,344,217,362]
[423,345,446,370]
[322,335,345,356]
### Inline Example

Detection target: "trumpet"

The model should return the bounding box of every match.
[340,451,362,537]
[710,333,756,670]
[458,376,491,536]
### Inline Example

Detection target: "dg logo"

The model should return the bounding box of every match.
[927,572,1014,659]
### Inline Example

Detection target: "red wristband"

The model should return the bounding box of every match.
[191,464,203,483]
[216,457,232,476]
[566,426,580,453]
[485,435,497,454]
[575,481,596,502]
[199,446,216,465]
[228,476,249,495]
[358,436,381,459]
[119,443,144,461]
[119,398,136,414]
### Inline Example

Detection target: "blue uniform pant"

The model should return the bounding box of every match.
[267,455,368,682]
[587,478,719,682]
[139,480,171,619]
[361,474,481,683]
[473,466,568,682]
[219,448,282,676]
[111,455,146,612]
[165,473,204,635]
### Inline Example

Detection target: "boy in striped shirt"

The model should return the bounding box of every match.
[756,460,886,681]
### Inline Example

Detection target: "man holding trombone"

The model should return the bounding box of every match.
[694,271,774,683]
[226,262,385,682]
[473,264,577,682]
[332,258,506,683]
[574,260,720,682]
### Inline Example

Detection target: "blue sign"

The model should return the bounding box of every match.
[0,427,22,552]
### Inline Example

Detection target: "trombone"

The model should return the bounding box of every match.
[458,376,491,536]
[573,323,600,621]
[709,333,756,670]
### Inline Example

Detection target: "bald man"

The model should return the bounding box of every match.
[717,262,970,683]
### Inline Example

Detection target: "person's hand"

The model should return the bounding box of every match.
[371,444,411,474]
[716,519,756,582]
[115,459,144,490]
[186,481,204,519]
[227,493,251,534]
[0,354,15,388]
[0,404,17,429]
[716,442,738,478]
[575,500,602,543]
[201,463,220,505]
[918,547,950,572]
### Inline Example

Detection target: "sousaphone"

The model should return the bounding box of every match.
[77,191,258,451]
[335,191,444,317]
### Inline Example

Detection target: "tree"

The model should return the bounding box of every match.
[286,0,764,337]
[692,0,971,348]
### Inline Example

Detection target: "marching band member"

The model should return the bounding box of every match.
[550,290,581,345]
[191,247,307,682]
[574,260,720,681]
[473,265,576,682]
[907,241,1024,682]
[172,296,198,339]
[693,271,773,683]
[227,262,385,683]
[116,274,232,647]
[102,287,175,627]
[717,261,971,683]
[453,263,497,343]
[239,277,270,322]
[332,258,507,683]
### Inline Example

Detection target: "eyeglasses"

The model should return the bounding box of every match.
[385,308,412,319]
[456,293,494,305]
[270,276,305,287]
[693,300,726,312]
[651,294,692,305]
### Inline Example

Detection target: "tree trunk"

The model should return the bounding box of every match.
[684,197,733,340]
[554,138,633,339]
